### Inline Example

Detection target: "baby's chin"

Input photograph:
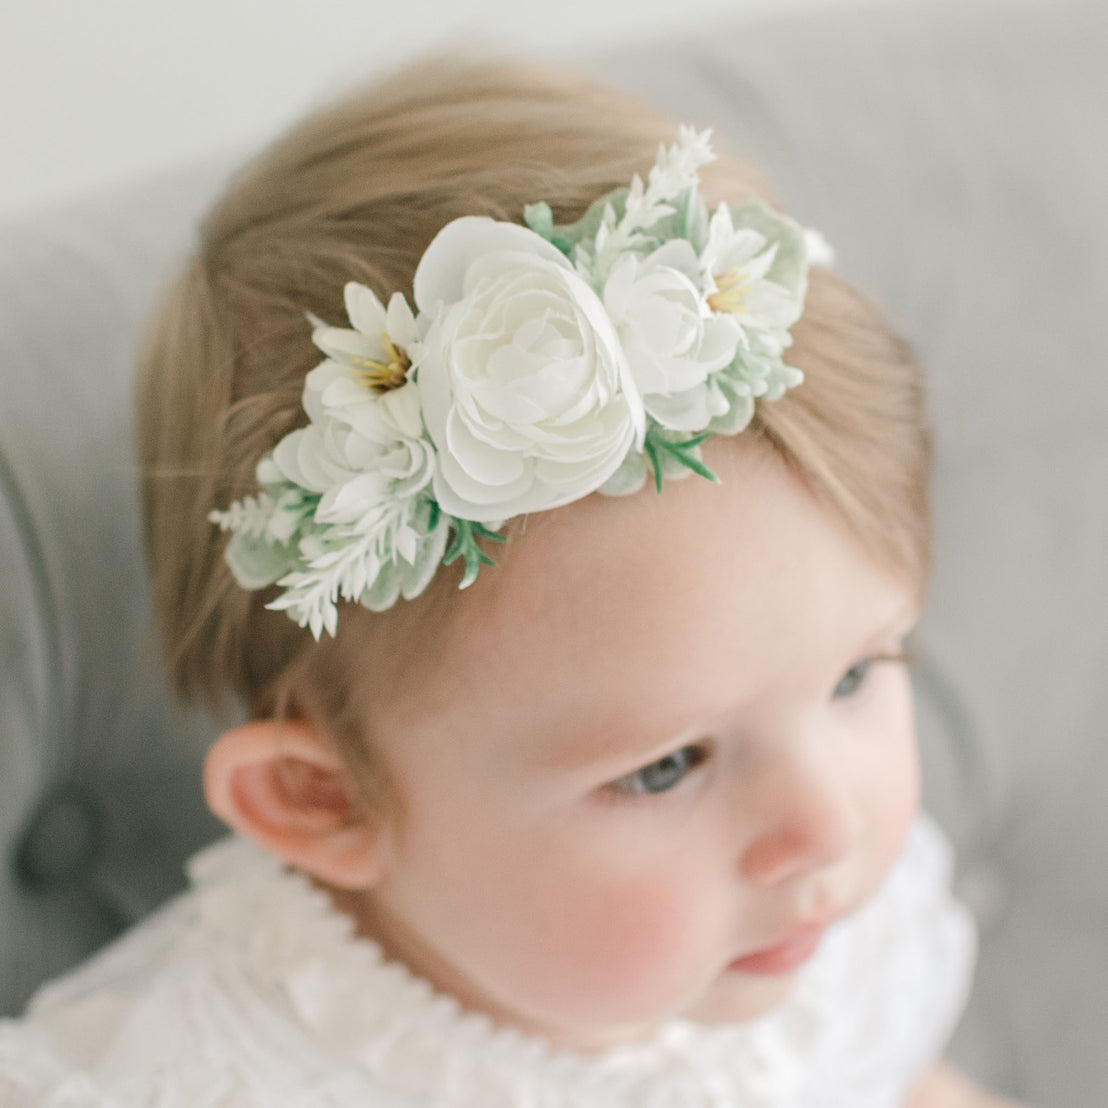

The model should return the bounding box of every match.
[549,971,804,1051]
[680,964,805,1026]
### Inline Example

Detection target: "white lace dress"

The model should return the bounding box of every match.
[0,814,974,1108]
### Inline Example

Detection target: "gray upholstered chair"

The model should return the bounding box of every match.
[3,1,1105,1103]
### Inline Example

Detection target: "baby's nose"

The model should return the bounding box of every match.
[738,761,862,886]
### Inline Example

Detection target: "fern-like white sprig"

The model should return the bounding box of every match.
[578,127,715,285]
[267,525,378,639]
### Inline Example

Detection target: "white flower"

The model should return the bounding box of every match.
[603,239,740,433]
[274,366,435,521]
[414,217,645,522]
[700,202,809,354]
[289,283,437,538]
[311,283,420,396]
[262,365,445,637]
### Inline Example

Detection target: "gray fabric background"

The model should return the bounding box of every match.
[2,1,1104,1102]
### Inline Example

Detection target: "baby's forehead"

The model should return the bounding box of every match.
[470,440,801,623]
[361,442,912,757]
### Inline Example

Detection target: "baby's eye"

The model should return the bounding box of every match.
[833,648,912,699]
[833,659,872,699]
[608,745,705,797]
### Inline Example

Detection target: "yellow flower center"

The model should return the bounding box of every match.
[353,334,412,393]
[707,268,751,315]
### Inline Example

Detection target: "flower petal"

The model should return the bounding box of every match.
[344,282,388,336]
[413,217,570,313]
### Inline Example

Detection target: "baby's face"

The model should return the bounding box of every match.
[354,442,920,1051]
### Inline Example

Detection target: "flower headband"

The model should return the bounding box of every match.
[210,127,831,638]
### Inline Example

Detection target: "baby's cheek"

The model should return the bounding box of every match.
[529,873,704,1013]
[853,686,921,890]
[873,704,921,855]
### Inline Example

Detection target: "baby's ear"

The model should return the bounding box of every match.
[203,718,390,889]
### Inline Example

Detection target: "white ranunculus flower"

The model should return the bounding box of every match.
[603,239,741,433]
[413,217,645,523]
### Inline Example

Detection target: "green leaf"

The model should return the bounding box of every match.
[643,428,720,491]
[643,435,665,494]
[443,518,505,589]
[551,234,575,257]
[523,202,554,240]
[471,522,507,544]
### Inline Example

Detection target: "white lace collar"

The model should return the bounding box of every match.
[185,835,883,1108]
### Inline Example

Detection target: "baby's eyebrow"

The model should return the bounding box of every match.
[872,603,921,646]
[530,722,625,774]
[531,714,688,776]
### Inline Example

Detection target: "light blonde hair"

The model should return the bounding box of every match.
[137,56,929,778]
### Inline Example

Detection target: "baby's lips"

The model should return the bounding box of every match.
[727,924,826,975]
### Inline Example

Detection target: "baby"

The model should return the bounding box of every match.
[0,58,1027,1106]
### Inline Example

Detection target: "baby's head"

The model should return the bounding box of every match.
[138,57,929,1050]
